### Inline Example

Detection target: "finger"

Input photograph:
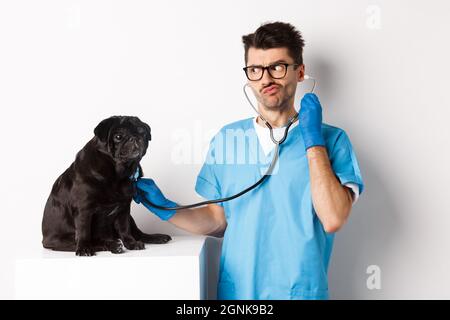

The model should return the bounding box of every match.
[137,178,155,188]
[302,93,319,103]
[133,194,142,204]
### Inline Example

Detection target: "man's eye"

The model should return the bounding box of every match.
[250,67,261,74]
[270,64,283,71]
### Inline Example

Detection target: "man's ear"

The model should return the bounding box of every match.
[94,116,120,142]
[297,64,305,82]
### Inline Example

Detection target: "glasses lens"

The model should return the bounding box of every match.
[268,64,287,79]
[246,66,262,80]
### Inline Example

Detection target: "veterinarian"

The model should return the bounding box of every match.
[134,22,364,299]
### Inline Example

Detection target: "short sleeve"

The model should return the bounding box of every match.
[329,130,365,196]
[195,134,224,207]
[344,182,360,204]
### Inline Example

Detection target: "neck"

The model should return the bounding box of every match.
[255,104,297,128]
[114,159,139,180]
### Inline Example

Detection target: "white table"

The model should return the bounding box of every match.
[14,236,210,299]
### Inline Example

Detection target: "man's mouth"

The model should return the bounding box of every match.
[262,85,279,95]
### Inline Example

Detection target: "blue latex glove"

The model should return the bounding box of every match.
[299,93,325,150]
[133,178,178,221]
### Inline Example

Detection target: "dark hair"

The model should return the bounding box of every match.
[242,21,305,66]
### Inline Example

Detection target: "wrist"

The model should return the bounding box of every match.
[154,199,178,221]
[306,145,327,158]
[301,128,325,150]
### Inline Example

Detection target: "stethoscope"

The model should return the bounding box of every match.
[136,75,317,211]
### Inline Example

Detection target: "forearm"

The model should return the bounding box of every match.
[168,205,226,237]
[307,146,352,233]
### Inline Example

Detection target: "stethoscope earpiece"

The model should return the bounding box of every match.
[304,74,316,93]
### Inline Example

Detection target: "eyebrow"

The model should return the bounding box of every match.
[246,59,290,68]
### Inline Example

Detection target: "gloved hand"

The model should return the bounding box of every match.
[133,178,178,221]
[299,93,325,150]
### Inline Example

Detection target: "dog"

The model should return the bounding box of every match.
[42,116,171,256]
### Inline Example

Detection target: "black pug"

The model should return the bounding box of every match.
[42,116,171,256]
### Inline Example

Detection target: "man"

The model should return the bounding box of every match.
[134,21,364,299]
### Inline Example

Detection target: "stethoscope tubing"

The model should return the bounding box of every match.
[137,76,316,211]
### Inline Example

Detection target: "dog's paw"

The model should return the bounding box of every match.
[141,233,172,244]
[76,245,96,256]
[108,240,125,254]
[124,240,145,250]
[110,246,124,254]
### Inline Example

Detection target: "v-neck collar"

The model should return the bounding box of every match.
[246,117,301,165]
[253,117,300,155]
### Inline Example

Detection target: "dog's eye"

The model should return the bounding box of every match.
[114,134,123,141]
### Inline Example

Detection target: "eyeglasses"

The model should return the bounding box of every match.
[243,62,299,81]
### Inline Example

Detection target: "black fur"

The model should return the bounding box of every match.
[42,116,171,256]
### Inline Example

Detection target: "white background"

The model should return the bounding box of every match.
[1,0,449,299]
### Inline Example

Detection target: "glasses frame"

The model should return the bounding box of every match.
[243,62,300,81]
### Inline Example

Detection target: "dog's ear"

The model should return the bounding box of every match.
[143,122,151,141]
[94,116,120,142]
[133,116,151,141]
[138,164,144,178]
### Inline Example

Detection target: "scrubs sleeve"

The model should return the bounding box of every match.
[344,182,360,204]
[329,130,365,196]
[195,134,224,207]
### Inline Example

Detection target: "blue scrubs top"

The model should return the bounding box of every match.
[195,117,364,300]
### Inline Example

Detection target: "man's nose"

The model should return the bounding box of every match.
[260,68,275,87]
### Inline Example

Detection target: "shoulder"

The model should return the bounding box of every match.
[203,117,255,151]
[322,122,346,137]
[321,123,352,151]
[219,117,254,132]
[210,117,254,139]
